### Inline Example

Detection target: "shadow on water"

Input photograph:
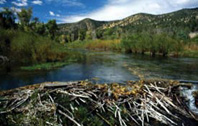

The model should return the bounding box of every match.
[0,50,198,90]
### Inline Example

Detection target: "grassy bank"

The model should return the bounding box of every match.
[66,36,198,58]
[21,62,70,70]
[181,42,198,58]
[66,39,121,51]
[20,51,84,70]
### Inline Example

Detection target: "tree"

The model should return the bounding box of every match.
[30,17,39,31]
[173,40,184,57]
[59,35,67,44]
[78,29,86,40]
[85,31,92,40]
[17,8,32,28]
[46,19,58,39]
[137,33,150,54]
[0,8,16,29]
[121,34,139,53]
[149,35,159,57]
[35,23,46,35]
[96,29,103,39]
[189,16,198,32]
[157,34,173,57]
[32,17,39,24]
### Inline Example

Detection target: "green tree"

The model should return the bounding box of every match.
[59,35,67,44]
[149,35,159,57]
[189,16,198,32]
[46,19,58,39]
[172,39,184,57]
[121,36,132,53]
[17,8,32,28]
[35,23,46,35]
[85,31,92,40]
[0,8,16,29]
[96,29,103,39]
[78,29,86,40]
[136,33,150,54]
[30,17,39,31]
[121,34,139,53]
[157,34,173,57]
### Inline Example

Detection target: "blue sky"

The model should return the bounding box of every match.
[0,0,198,23]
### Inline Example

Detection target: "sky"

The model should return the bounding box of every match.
[0,0,198,23]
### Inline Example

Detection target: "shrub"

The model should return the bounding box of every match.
[0,29,67,64]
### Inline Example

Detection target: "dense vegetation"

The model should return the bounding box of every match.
[60,8,198,57]
[1,7,198,67]
[0,8,67,65]
[120,33,183,57]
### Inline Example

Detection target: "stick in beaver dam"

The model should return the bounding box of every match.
[0,80,198,126]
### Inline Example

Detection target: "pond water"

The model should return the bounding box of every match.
[0,50,198,90]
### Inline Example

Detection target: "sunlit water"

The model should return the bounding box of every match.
[181,85,198,114]
[1,50,198,113]
[0,50,198,90]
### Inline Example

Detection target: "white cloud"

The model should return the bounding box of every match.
[49,11,60,17]
[32,0,43,5]
[58,0,198,23]
[45,0,85,8]
[12,0,28,7]
[0,0,6,4]
[49,11,55,16]
[175,0,189,4]
[0,7,21,14]
[10,7,22,13]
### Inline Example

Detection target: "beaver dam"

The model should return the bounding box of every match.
[0,80,198,126]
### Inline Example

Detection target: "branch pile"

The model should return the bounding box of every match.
[0,80,198,126]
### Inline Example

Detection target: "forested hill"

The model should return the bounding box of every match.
[59,18,109,32]
[58,18,109,40]
[58,7,198,41]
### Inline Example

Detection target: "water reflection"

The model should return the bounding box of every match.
[0,50,198,90]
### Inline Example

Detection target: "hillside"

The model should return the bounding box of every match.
[101,8,198,29]
[58,8,198,41]
[59,18,109,32]
[58,18,109,41]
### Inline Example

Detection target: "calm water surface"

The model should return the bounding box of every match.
[0,50,198,90]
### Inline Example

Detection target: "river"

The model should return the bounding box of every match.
[0,50,198,90]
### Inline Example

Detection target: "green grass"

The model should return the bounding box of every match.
[66,40,87,49]
[66,39,121,51]
[21,62,71,70]
[180,50,198,58]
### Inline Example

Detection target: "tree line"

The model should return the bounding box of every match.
[121,33,184,57]
[0,7,58,39]
[0,8,66,64]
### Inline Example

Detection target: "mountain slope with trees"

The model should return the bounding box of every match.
[59,8,198,41]
[60,7,198,57]
[58,18,109,42]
